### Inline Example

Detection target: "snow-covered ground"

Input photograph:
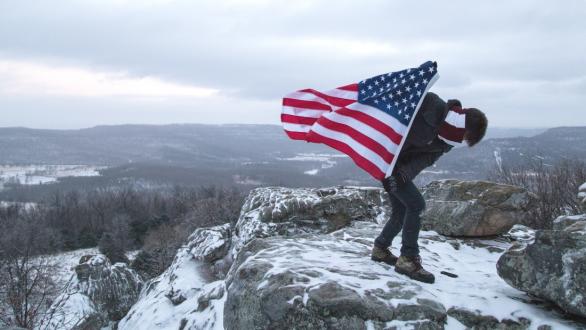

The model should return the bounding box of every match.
[234,222,580,329]
[278,153,348,176]
[0,165,105,190]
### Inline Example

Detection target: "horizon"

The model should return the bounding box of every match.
[0,122,563,131]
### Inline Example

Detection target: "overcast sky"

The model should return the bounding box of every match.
[0,0,585,129]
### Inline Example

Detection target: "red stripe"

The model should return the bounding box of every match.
[282,98,332,111]
[338,83,359,92]
[317,117,393,163]
[283,130,308,141]
[335,108,403,146]
[439,122,466,142]
[300,89,356,108]
[306,130,385,180]
[281,114,318,126]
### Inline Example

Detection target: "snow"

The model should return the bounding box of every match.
[239,222,577,329]
[579,182,586,191]
[494,148,503,171]
[304,169,319,175]
[278,153,347,175]
[0,165,105,189]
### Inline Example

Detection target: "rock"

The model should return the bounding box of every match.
[497,221,586,318]
[39,255,143,329]
[447,307,530,329]
[224,223,448,330]
[504,224,536,244]
[230,186,388,256]
[118,224,231,330]
[187,223,232,263]
[553,214,586,231]
[421,180,537,237]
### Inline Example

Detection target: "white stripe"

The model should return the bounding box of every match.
[345,102,408,136]
[324,111,399,154]
[323,88,358,100]
[282,122,311,133]
[439,135,463,147]
[284,91,330,104]
[311,123,389,173]
[282,106,328,118]
[444,110,466,129]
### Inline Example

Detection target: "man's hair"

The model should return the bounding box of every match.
[464,108,487,147]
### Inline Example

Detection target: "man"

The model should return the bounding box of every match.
[370,92,488,284]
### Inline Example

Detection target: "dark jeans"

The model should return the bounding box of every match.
[374,177,426,256]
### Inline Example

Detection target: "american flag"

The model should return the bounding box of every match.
[281,61,439,180]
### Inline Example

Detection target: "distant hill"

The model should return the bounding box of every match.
[0,124,583,191]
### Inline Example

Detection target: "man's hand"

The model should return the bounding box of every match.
[383,172,407,193]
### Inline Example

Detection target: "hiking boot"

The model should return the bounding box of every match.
[395,255,435,284]
[371,245,398,266]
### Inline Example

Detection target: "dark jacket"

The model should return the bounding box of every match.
[393,92,455,181]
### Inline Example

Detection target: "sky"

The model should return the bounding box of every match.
[0,0,585,129]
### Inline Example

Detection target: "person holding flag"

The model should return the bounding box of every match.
[281,61,488,284]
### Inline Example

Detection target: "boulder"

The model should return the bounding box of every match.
[553,214,586,231]
[224,222,447,330]
[497,220,586,318]
[231,186,388,255]
[421,180,537,237]
[39,255,143,329]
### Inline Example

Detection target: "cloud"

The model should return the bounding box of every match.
[0,0,585,128]
[0,59,218,98]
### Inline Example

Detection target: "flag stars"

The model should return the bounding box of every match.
[419,70,425,76]
[410,74,415,80]
[374,80,379,86]
[428,66,435,73]
[405,114,410,120]
[416,90,422,96]
[401,78,406,84]
[368,85,373,90]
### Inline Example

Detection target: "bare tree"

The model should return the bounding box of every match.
[489,159,586,228]
[0,209,57,328]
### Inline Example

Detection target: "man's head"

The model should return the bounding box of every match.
[463,108,488,147]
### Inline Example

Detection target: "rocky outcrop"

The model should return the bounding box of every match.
[118,224,231,330]
[421,180,537,237]
[224,222,448,330]
[497,219,586,318]
[39,255,143,329]
[231,186,388,255]
[118,185,580,330]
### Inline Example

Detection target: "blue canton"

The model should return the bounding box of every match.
[357,61,438,126]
